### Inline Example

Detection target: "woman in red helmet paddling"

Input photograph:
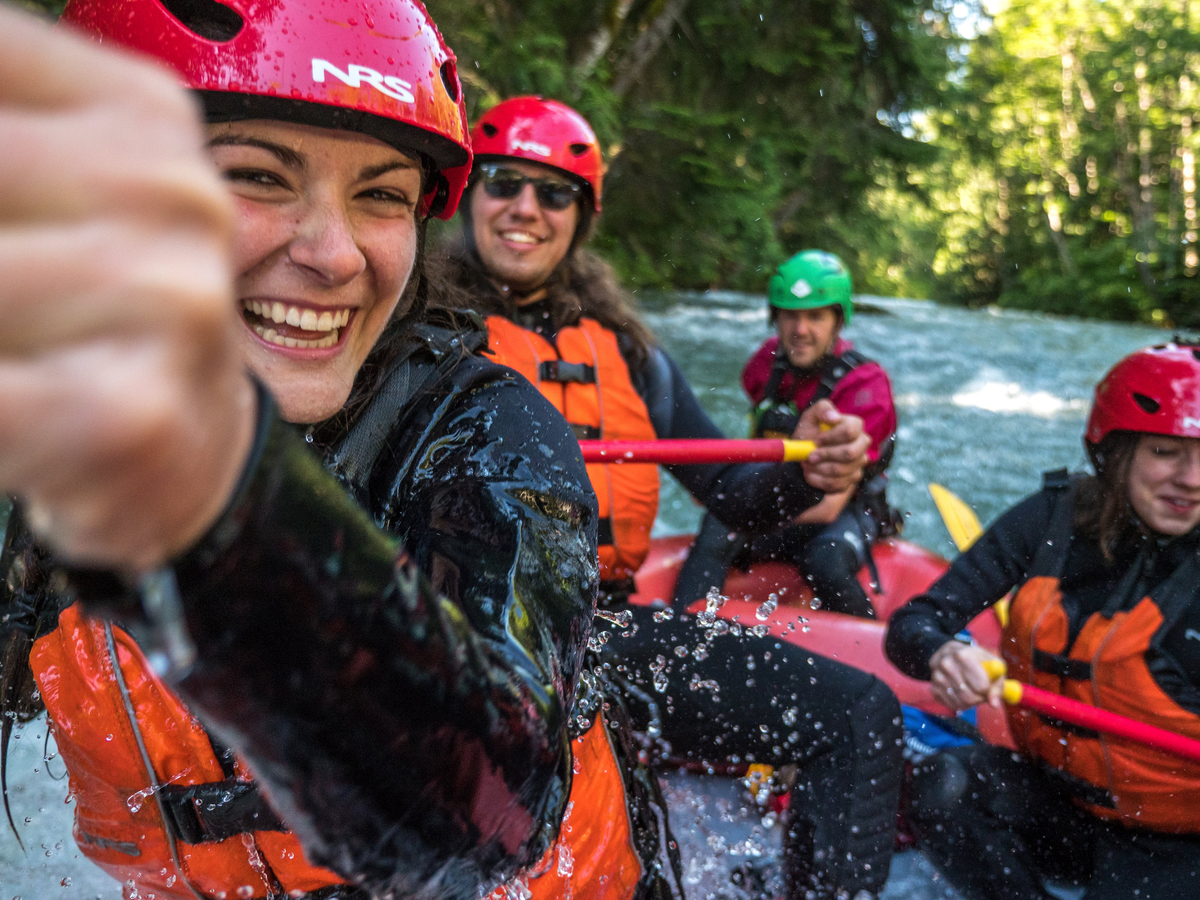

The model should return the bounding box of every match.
[439,96,906,900]
[886,343,1200,899]
[0,4,684,900]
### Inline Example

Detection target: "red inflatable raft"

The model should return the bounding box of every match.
[627,535,1014,748]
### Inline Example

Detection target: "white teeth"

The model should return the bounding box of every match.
[251,322,341,349]
[501,230,538,244]
[244,301,352,334]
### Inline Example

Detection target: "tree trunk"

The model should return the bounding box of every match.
[1034,119,1078,278]
[611,0,691,100]
[573,0,638,91]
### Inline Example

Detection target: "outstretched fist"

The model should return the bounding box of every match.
[0,6,255,571]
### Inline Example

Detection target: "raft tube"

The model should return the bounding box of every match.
[627,535,1013,748]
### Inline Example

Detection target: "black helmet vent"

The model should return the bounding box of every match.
[439,61,460,103]
[1132,392,1161,414]
[158,0,244,41]
[481,122,499,138]
[569,142,591,157]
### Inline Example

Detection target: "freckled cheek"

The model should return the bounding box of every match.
[230,205,293,279]
[365,241,416,300]
[357,232,417,326]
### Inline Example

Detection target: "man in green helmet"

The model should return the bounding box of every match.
[674,250,898,617]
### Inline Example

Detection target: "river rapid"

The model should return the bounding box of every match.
[1,295,1168,898]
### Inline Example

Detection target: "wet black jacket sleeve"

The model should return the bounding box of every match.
[885,490,1056,681]
[627,342,823,532]
[166,364,598,899]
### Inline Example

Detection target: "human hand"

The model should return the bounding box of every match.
[928,640,1005,711]
[794,400,869,494]
[0,7,254,571]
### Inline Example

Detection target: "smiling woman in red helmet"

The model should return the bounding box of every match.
[887,344,1200,900]
[0,3,634,899]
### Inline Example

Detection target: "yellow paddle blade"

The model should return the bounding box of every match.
[993,596,1011,627]
[929,483,983,552]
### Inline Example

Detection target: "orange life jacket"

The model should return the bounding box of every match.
[30,602,346,899]
[33,603,648,900]
[491,711,643,900]
[1001,481,1200,832]
[485,315,659,583]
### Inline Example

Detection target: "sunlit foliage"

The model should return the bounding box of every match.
[928,0,1200,325]
[424,0,952,292]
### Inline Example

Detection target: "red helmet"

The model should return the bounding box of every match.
[59,0,471,219]
[470,97,603,211]
[1086,343,1200,447]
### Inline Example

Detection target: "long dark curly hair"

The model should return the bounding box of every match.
[1074,430,1142,561]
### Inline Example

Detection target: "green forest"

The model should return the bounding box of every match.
[21,0,1200,325]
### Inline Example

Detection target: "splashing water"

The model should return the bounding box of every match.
[595,607,633,628]
[126,767,195,814]
[556,842,574,878]
[755,594,778,621]
[650,654,669,693]
[586,630,611,652]
[697,587,727,627]
[497,878,533,900]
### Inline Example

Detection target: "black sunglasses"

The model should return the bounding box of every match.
[478,163,582,211]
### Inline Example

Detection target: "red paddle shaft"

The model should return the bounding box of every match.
[577,438,814,465]
[1004,679,1200,765]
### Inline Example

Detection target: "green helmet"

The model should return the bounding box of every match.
[767,250,853,324]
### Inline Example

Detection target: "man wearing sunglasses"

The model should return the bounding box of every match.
[466,158,588,302]
[439,96,905,900]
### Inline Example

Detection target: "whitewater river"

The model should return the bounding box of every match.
[1,295,1167,898]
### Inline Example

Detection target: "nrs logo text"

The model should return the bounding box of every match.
[312,59,415,103]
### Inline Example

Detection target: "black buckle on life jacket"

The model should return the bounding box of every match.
[597,518,614,546]
[1032,649,1093,681]
[571,423,601,440]
[160,780,286,845]
[540,360,596,384]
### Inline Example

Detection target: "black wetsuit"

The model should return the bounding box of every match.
[0,324,679,900]
[510,300,905,900]
[886,481,1200,900]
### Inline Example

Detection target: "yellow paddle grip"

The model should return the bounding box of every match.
[781,440,816,461]
[981,659,1006,680]
[980,659,1023,705]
